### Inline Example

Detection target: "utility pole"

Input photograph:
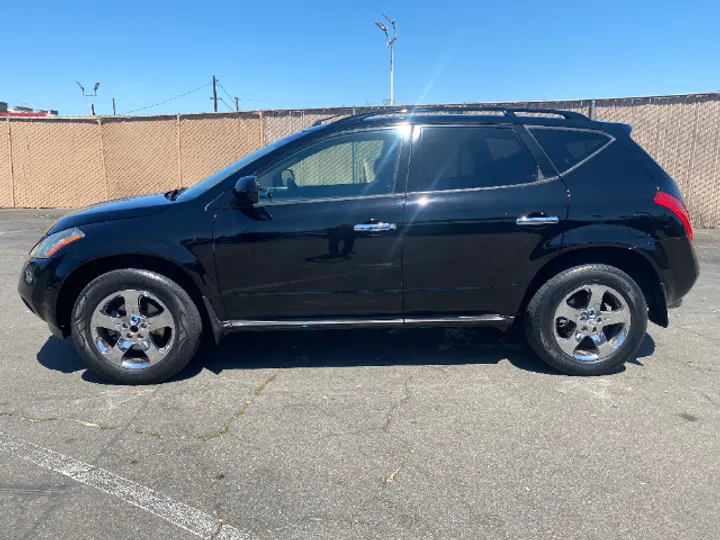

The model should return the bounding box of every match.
[212,75,218,112]
[375,13,397,105]
[112,97,116,115]
[235,97,239,112]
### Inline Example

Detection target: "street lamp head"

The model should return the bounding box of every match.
[93,82,100,93]
[382,12,395,24]
[375,21,388,33]
[76,81,85,93]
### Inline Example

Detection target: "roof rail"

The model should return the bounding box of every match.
[313,105,588,126]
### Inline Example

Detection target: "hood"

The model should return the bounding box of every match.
[46,193,173,235]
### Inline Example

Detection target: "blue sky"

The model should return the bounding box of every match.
[2,0,719,116]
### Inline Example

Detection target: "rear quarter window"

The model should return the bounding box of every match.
[529,128,612,174]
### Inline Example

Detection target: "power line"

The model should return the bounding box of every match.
[212,78,235,111]
[219,98,234,112]
[216,78,268,107]
[234,97,267,103]
[121,83,212,115]
[216,79,235,103]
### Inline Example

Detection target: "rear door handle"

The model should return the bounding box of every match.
[354,222,397,232]
[516,216,559,225]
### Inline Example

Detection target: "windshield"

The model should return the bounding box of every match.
[176,126,324,201]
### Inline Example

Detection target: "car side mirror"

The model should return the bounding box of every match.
[233,176,259,207]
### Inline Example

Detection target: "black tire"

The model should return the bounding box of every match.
[71,269,203,384]
[525,264,647,375]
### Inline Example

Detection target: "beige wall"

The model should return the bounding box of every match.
[2,93,719,227]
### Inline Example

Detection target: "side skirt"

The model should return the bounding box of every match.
[202,299,513,343]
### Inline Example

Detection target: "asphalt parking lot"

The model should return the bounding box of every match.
[1,209,719,540]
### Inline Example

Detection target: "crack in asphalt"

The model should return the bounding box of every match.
[383,449,413,485]
[0,369,280,443]
[378,375,415,487]
[383,375,413,433]
[0,411,164,438]
[335,374,419,530]
[364,374,442,538]
[195,370,279,441]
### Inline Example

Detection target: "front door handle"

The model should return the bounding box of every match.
[516,215,559,226]
[353,222,397,232]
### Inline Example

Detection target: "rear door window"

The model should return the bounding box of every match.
[529,128,612,174]
[413,127,539,192]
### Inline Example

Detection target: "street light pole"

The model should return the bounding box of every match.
[375,13,397,105]
[389,36,395,105]
[76,81,100,115]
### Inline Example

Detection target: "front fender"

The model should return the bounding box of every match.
[56,209,218,296]
[39,205,219,335]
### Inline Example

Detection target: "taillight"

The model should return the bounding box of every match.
[654,191,693,241]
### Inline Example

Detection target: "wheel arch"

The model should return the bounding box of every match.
[55,254,209,337]
[519,245,667,327]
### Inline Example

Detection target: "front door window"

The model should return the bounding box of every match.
[257,129,404,202]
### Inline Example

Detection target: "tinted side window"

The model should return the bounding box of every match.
[257,129,403,202]
[416,127,538,192]
[530,128,611,173]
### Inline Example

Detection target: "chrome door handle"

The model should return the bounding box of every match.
[353,222,397,232]
[516,216,559,225]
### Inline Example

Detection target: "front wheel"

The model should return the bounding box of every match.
[71,269,203,384]
[525,264,648,375]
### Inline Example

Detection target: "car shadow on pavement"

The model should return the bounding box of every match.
[36,335,86,373]
[36,328,657,384]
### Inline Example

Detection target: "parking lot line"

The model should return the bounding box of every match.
[0,433,249,540]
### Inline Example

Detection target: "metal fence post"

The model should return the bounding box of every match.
[6,118,15,208]
[176,114,183,186]
[258,111,265,147]
[98,117,109,200]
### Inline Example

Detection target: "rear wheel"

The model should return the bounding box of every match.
[525,264,647,375]
[71,269,202,384]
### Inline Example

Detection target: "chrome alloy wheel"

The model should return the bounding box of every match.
[90,289,175,369]
[553,284,631,362]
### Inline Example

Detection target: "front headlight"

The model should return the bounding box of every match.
[30,227,85,259]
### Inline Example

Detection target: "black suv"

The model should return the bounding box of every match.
[18,106,699,383]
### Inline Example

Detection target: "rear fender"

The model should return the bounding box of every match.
[518,224,669,327]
